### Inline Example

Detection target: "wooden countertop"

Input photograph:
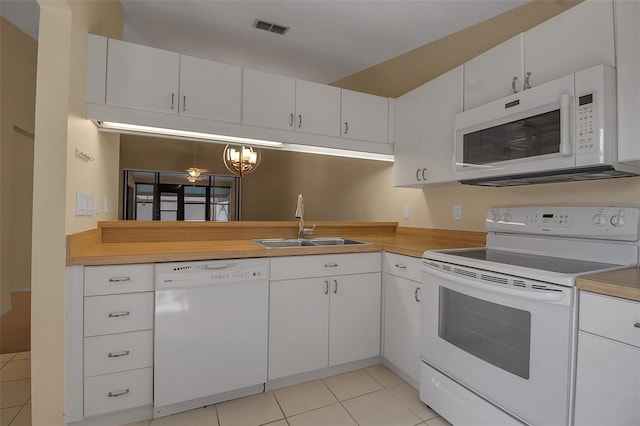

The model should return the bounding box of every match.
[67,221,486,266]
[577,268,640,302]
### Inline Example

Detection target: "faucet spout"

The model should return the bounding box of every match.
[295,194,305,239]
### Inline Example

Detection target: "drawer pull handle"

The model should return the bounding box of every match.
[107,350,130,358]
[108,389,130,398]
[634,322,640,329]
[108,277,131,283]
[324,263,338,268]
[395,264,407,270]
[108,311,130,318]
[414,287,421,302]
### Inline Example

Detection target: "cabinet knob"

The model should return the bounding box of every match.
[183,95,186,112]
[171,93,175,110]
[344,121,349,135]
[298,114,302,128]
[634,322,640,329]
[108,389,130,398]
[394,264,407,270]
[108,276,131,283]
[324,280,329,295]
[512,76,518,94]
[289,113,294,127]
[108,311,130,318]
[414,287,421,302]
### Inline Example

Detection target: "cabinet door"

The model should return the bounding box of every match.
[383,274,420,384]
[393,82,427,186]
[329,272,381,366]
[179,55,241,123]
[524,0,614,89]
[463,34,523,110]
[574,332,640,426]
[615,0,640,163]
[341,89,389,143]
[242,68,295,131]
[394,66,462,187]
[295,80,341,137]
[106,39,180,113]
[268,278,329,379]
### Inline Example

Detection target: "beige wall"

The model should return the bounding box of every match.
[31,0,123,424]
[0,18,38,313]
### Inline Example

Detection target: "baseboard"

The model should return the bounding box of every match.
[11,288,31,293]
[0,306,12,317]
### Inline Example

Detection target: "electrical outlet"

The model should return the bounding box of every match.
[453,205,462,220]
[403,206,410,219]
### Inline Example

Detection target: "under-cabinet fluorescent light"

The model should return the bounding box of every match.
[283,144,395,162]
[95,121,285,148]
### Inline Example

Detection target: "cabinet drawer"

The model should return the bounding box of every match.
[579,291,640,348]
[383,253,421,282]
[84,330,153,377]
[84,293,154,337]
[84,367,153,417]
[84,264,153,296]
[270,252,381,281]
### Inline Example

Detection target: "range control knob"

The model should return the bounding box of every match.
[490,211,502,223]
[592,212,607,226]
[503,212,513,223]
[610,211,626,227]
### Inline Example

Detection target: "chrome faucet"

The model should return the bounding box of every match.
[295,194,314,239]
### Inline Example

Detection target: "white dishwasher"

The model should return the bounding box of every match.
[154,258,269,418]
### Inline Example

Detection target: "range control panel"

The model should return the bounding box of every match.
[486,206,640,241]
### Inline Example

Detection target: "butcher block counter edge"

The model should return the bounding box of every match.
[578,268,640,302]
[66,221,487,266]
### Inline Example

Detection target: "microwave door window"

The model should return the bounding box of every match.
[463,110,561,167]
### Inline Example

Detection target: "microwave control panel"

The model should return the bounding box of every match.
[576,93,596,154]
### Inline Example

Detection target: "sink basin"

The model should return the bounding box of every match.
[253,237,369,249]
[307,238,368,246]
[255,239,316,248]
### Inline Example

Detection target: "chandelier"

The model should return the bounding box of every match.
[223,145,261,177]
[185,143,206,183]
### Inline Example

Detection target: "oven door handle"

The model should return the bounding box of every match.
[423,266,568,303]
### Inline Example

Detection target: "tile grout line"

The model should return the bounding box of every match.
[319,375,363,426]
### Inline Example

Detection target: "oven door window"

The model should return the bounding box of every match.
[438,287,531,379]
[463,109,561,166]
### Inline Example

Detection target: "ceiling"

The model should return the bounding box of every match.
[2,0,529,84]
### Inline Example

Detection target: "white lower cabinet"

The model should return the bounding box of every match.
[268,253,381,380]
[382,253,421,384]
[574,291,640,425]
[67,264,154,424]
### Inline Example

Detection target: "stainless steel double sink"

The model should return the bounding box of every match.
[253,237,370,249]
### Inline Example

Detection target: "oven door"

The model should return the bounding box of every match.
[420,262,575,426]
[454,73,576,181]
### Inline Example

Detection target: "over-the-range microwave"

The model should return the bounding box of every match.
[454,64,640,186]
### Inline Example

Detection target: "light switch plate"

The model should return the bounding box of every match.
[403,206,410,219]
[75,192,87,216]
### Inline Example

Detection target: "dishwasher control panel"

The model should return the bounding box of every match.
[155,258,269,290]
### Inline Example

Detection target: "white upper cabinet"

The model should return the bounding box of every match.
[615,0,640,164]
[105,39,242,122]
[524,0,614,89]
[394,66,462,187]
[242,68,296,131]
[463,35,523,110]
[463,0,614,110]
[178,54,241,123]
[341,89,389,143]
[295,80,341,137]
[106,39,180,114]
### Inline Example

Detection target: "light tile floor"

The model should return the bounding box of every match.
[0,352,32,426]
[125,364,449,426]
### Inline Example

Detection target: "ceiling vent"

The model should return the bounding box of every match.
[253,19,290,35]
